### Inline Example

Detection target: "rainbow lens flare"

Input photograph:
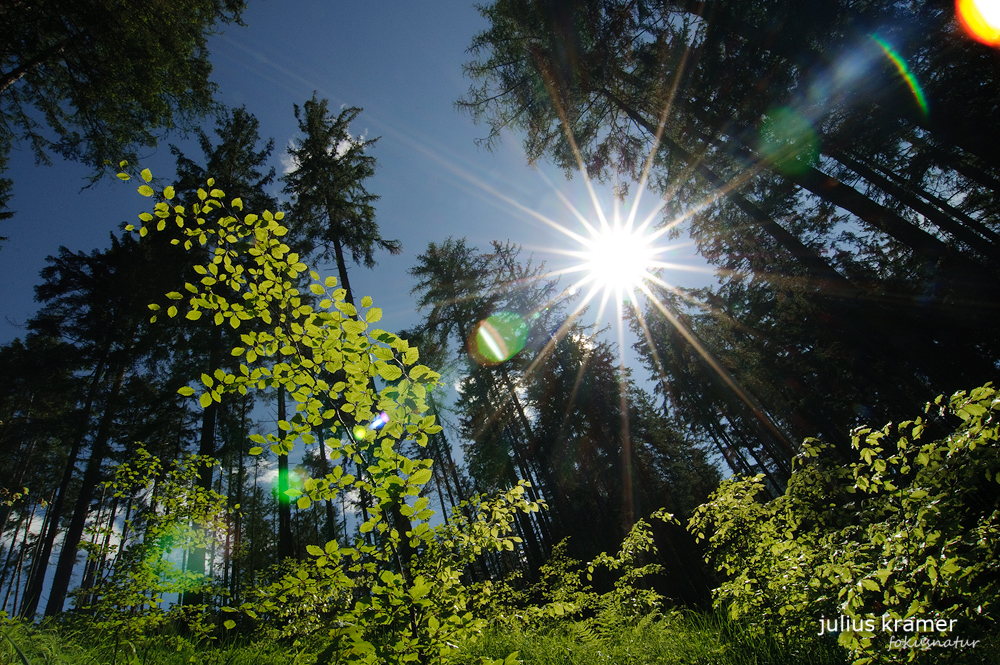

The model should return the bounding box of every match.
[957,0,1000,46]
[871,35,928,117]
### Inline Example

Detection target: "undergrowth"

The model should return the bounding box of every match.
[456,610,848,665]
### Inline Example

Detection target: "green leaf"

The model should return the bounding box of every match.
[365,307,382,323]
[377,362,402,382]
[372,347,395,361]
[223,620,236,630]
[185,309,202,321]
[199,392,213,409]
[307,544,324,556]
[141,168,152,182]
[409,468,432,486]
[178,386,195,396]
[297,496,311,510]
[138,184,154,197]
[163,185,175,199]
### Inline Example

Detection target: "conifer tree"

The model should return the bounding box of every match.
[0,0,246,222]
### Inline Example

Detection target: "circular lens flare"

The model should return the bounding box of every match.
[468,312,529,365]
[957,0,1000,46]
[582,225,655,293]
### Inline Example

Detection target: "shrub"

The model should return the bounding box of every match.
[690,384,1000,664]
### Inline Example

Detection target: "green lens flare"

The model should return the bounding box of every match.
[759,107,820,175]
[468,312,529,365]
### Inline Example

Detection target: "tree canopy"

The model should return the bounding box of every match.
[0,0,246,224]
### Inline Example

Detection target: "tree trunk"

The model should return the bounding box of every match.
[276,387,293,560]
[45,360,127,616]
[19,351,108,618]
[183,324,222,606]
[830,150,1000,263]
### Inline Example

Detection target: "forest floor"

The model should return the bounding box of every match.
[3,610,997,665]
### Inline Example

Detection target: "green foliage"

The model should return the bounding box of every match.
[119,169,545,663]
[471,509,678,644]
[690,384,1000,664]
[1,0,245,182]
[456,609,850,665]
[234,483,541,663]
[72,446,232,648]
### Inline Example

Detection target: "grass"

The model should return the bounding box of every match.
[454,610,847,665]
[1,611,996,664]
[0,620,305,665]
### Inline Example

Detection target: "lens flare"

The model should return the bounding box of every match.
[352,424,367,440]
[871,35,929,117]
[370,411,390,430]
[957,0,1000,46]
[758,107,820,175]
[468,312,529,365]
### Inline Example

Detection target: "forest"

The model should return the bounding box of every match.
[0,0,998,663]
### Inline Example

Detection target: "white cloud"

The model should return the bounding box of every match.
[281,138,300,175]
[259,468,280,486]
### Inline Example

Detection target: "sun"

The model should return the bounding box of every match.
[579,223,657,295]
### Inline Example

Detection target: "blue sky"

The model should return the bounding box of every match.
[0,0,713,360]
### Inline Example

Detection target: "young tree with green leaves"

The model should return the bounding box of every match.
[121,166,542,663]
[282,94,404,553]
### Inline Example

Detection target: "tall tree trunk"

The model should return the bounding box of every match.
[315,424,339,540]
[20,351,108,618]
[329,227,355,307]
[1,511,25,612]
[183,324,222,606]
[830,150,1000,262]
[45,360,127,616]
[231,395,247,603]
